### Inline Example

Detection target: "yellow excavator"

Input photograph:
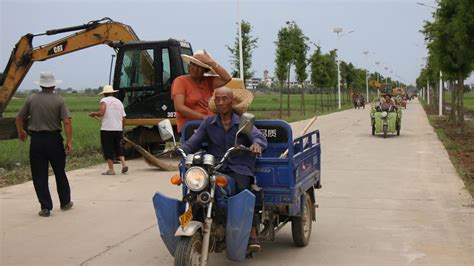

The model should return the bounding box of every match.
[0,17,194,151]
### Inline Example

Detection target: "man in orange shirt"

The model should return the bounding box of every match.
[171,50,231,133]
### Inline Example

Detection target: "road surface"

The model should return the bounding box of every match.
[1,99,472,265]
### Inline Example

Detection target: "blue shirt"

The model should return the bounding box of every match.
[182,113,268,177]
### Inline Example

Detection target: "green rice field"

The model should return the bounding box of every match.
[0,92,353,186]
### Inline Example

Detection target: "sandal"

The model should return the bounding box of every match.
[121,166,129,174]
[102,170,116,175]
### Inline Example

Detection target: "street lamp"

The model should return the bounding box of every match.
[108,54,116,85]
[416,2,437,9]
[363,51,369,102]
[333,27,355,109]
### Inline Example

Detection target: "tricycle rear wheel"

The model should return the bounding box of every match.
[291,192,313,247]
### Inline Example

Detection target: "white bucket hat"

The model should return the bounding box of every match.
[98,85,119,95]
[35,72,62,87]
[181,50,218,75]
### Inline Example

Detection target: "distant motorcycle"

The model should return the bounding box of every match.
[353,96,365,109]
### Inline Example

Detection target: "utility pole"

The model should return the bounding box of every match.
[237,0,244,81]
[363,51,369,103]
[427,80,430,105]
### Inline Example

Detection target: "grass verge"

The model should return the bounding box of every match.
[421,102,474,197]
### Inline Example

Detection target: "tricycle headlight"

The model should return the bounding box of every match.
[184,167,209,191]
[381,111,388,118]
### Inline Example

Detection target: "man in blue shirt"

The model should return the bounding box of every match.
[181,86,267,252]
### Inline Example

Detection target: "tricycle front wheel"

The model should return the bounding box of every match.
[174,233,203,266]
[291,192,313,247]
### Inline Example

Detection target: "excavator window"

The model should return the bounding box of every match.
[119,48,156,109]
[162,48,171,91]
[119,49,155,88]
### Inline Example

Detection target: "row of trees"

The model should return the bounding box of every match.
[417,0,474,126]
[227,20,405,117]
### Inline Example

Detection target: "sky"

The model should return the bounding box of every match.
[2,0,468,91]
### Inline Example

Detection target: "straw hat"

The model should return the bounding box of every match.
[35,72,62,87]
[181,50,218,75]
[98,85,119,95]
[209,78,254,115]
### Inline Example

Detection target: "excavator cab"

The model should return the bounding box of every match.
[113,39,192,123]
[109,40,193,152]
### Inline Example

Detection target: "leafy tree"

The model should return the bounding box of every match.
[310,46,330,112]
[422,0,474,125]
[274,26,292,118]
[288,22,309,115]
[227,20,258,82]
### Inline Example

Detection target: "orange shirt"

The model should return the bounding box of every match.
[171,75,215,132]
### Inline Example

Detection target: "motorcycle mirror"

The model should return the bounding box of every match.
[238,113,255,135]
[158,119,176,145]
[235,113,255,147]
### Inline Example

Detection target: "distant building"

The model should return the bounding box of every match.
[263,70,273,87]
[246,78,261,90]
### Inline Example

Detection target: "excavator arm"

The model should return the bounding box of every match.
[0,17,139,139]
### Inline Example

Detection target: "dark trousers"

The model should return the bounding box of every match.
[100,130,124,160]
[30,131,71,210]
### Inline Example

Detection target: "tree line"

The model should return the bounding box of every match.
[417,0,473,126]
[227,20,406,117]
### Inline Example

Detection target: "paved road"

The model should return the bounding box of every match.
[1,99,472,265]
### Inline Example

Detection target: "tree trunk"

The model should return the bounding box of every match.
[442,81,446,115]
[287,86,291,118]
[314,88,317,113]
[449,81,456,122]
[458,76,464,128]
[279,83,283,119]
[320,88,324,113]
[300,85,305,116]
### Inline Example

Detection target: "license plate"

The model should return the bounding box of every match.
[179,207,193,228]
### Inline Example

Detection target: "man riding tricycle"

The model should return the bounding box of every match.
[352,93,365,109]
[371,93,402,138]
[152,87,322,265]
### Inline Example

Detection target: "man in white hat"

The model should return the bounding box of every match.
[172,50,232,133]
[16,71,74,217]
[89,85,128,175]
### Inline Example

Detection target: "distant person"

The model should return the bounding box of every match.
[15,72,74,217]
[89,85,128,175]
[171,50,232,133]
[378,94,397,112]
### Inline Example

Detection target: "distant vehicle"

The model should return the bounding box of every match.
[370,103,402,138]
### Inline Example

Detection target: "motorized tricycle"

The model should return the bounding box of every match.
[152,114,321,265]
[370,104,402,138]
[353,96,365,109]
